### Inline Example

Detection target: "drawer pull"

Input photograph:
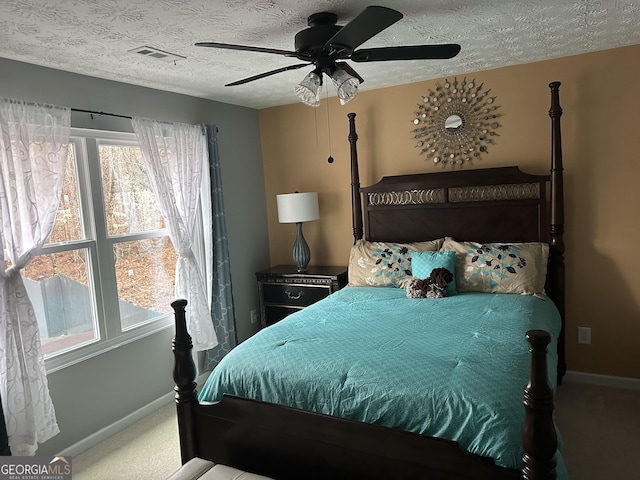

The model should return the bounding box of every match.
[285,290,304,300]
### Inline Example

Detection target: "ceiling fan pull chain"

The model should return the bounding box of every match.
[326,85,334,164]
[314,101,319,147]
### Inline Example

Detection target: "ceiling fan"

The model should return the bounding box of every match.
[196,5,461,106]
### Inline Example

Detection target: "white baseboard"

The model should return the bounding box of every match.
[59,373,209,457]
[564,370,640,390]
[60,391,174,457]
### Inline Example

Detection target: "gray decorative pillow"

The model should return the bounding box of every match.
[348,238,443,287]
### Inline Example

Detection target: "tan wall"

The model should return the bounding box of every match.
[258,44,640,380]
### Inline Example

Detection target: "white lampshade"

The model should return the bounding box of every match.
[277,192,319,223]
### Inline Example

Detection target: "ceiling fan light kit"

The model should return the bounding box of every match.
[294,67,359,107]
[331,69,359,105]
[294,71,322,107]
[196,6,461,107]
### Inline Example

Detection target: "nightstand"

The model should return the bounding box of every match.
[256,265,348,327]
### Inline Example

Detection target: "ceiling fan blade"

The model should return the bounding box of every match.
[225,63,310,86]
[335,62,364,84]
[195,42,311,61]
[325,6,403,51]
[350,44,462,62]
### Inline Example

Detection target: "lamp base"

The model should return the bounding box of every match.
[292,222,311,272]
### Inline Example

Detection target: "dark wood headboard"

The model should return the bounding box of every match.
[359,166,549,244]
[347,82,566,382]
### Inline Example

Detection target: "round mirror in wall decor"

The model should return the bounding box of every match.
[411,78,501,167]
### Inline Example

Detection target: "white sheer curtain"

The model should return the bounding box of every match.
[0,98,69,455]
[131,117,217,351]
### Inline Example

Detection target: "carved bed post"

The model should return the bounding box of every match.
[348,112,363,242]
[522,330,558,480]
[172,299,198,464]
[547,81,566,382]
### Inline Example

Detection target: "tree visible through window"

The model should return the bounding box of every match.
[98,144,177,330]
[20,130,178,361]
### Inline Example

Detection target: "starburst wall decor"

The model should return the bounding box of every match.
[411,78,501,167]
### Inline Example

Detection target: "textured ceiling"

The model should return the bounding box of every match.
[0,0,638,109]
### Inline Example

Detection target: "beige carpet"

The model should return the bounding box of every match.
[555,380,640,480]
[71,380,640,479]
[72,403,181,479]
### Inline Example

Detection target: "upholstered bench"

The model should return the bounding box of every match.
[167,457,275,480]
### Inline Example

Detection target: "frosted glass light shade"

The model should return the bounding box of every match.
[276,192,319,223]
[331,68,359,105]
[294,72,322,107]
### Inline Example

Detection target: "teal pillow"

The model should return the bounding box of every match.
[412,250,457,294]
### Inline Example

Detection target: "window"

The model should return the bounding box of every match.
[22,129,179,372]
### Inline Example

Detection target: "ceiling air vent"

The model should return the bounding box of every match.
[128,46,186,62]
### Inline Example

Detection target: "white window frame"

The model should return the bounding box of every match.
[42,128,175,373]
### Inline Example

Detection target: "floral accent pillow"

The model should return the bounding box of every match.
[440,237,549,297]
[348,238,443,287]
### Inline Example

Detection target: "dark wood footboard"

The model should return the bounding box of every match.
[171,298,198,462]
[522,330,558,480]
[171,300,557,480]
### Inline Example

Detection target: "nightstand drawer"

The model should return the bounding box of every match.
[256,265,348,328]
[264,305,300,326]
[262,283,330,307]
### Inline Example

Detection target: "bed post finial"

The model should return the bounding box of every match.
[171,299,198,463]
[348,112,363,243]
[548,81,566,383]
[522,330,558,480]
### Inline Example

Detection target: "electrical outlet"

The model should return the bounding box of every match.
[250,309,259,324]
[577,327,591,345]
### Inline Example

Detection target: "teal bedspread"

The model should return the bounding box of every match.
[200,286,566,476]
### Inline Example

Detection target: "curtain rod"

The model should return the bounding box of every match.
[70,108,214,133]
[71,108,131,120]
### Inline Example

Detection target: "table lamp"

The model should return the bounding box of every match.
[276,192,320,272]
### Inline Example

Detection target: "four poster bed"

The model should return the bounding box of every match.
[171,82,566,479]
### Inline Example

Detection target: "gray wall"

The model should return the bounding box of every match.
[0,58,270,454]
